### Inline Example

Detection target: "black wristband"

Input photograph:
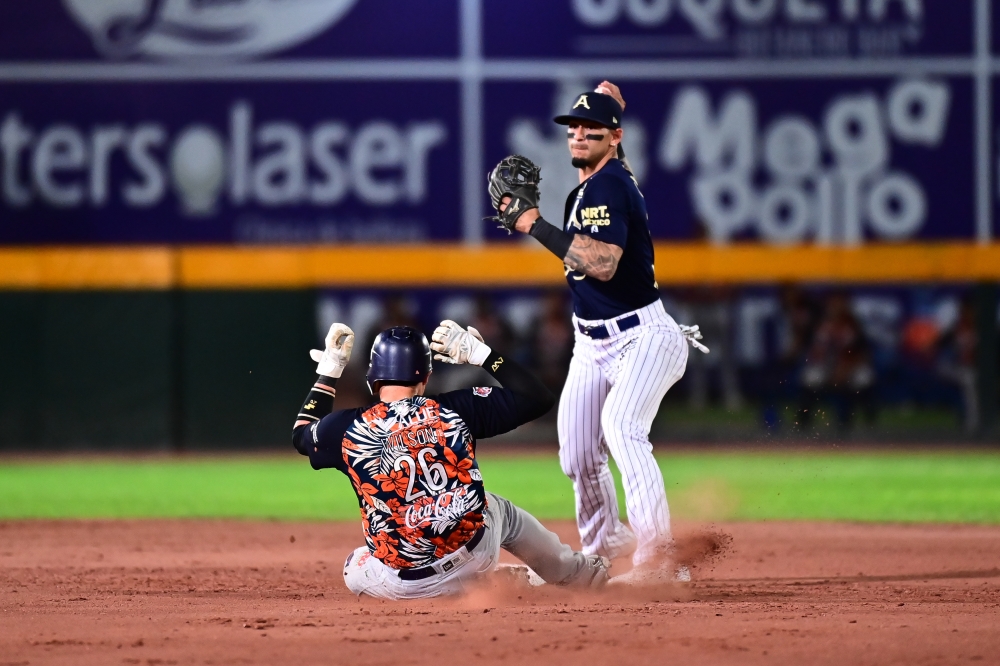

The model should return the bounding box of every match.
[295,376,338,427]
[483,350,506,375]
[528,217,574,260]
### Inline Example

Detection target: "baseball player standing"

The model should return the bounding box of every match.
[292,321,610,599]
[488,82,708,582]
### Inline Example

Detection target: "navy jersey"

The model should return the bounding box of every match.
[293,353,553,570]
[563,158,660,320]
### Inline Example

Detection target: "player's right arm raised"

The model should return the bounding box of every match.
[291,323,358,471]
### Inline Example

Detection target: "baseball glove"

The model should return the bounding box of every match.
[486,155,541,234]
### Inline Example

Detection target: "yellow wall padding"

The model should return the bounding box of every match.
[2,243,1000,289]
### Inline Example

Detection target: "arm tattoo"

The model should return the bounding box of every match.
[564,234,623,282]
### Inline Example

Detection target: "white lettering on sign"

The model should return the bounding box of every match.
[0,102,448,216]
[661,88,757,172]
[658,78,949,245]
[572,0,923,36]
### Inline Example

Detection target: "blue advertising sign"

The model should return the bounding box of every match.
[0,81,460,243]
[484,77,975,243]
[0,0,458,61]
[0,0,990,246]
[484,0,973,59]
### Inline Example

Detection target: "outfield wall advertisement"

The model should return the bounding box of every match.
[0,1,458,60]
[0,82,459,243]
[484,0,972,58]
[485,77,974,243]
[0,0,994,246]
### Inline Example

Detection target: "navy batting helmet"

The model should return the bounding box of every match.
[366,326,433,394]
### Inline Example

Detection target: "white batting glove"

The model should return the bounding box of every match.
[308,323,355,378]
[430,320,492,366]
[679,324,710,354]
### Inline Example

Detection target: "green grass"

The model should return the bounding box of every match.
[1,451,999,524]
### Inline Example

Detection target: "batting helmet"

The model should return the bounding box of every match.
[366,326,433,394]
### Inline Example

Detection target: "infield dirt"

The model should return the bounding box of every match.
[1,519,999,665]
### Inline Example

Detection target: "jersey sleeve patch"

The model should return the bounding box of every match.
[578,205,612,229]
[571,174,630,247]
[472,387,493,397]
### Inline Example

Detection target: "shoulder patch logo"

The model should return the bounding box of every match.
[473,386,493,397]
[579,206,611,227]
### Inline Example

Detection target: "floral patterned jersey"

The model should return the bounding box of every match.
[341,397,486,569]
[292,353,554,570]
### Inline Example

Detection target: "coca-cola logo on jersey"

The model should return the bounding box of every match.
[62,0,359,60]
[404,488,473,530]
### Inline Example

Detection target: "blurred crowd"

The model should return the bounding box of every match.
[680,285,991,435]
[318,285,997,435]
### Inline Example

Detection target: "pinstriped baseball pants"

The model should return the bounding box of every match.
[557,300,689,566]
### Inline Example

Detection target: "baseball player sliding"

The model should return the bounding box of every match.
[292,321,610,599]
[488,81,708,583]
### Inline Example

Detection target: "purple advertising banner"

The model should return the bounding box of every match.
[484,0,973,59]
[0,81,460,243]
[0,1,459,61]
[0,0,991,245]
[484,77,975,243]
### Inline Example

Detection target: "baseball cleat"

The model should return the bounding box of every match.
[582,554,612,589]
[560,554,611,589]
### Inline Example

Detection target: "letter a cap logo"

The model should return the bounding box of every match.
[554,92,621,129]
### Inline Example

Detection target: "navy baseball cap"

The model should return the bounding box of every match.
[554,92,622,130]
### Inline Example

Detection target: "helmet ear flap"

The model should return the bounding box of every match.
[366,348,378,394]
